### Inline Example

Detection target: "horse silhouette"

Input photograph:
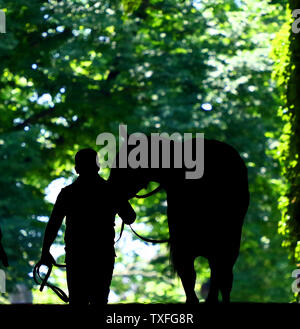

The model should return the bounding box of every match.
[108,135,249,303]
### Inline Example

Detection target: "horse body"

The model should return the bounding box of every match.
[109,138,249,303]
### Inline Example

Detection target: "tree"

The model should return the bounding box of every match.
[271,0,300,301]
[0,0,293,303]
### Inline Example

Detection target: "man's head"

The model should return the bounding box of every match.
[75,148,100,176]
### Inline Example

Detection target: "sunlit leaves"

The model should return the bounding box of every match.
[122,0,143,14]
[271,2,300,276]
[0,0,295,303]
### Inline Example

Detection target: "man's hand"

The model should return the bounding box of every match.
[118,201,136,225]
[40,251,55,267]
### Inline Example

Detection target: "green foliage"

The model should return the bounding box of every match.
[270,0,300,301]
[121,0,143,14]
[0,0,294,303]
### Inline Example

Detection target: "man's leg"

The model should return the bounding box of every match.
[66,254,89,305]
[90,252,115,305]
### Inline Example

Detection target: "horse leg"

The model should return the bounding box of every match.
[174,254,199,304]
[218,231,242,303]
[219,265,233,303]
[207,258,235,303]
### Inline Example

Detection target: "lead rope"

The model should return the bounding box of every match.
[116,220,169,244]
[33,185,165,303]
[33,220,125,304]
[33,260,69,303]
[115,221,125,244]
[33,220,126,303]
[129,185,170,244]
[129,225,169,244]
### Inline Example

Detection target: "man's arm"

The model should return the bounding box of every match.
[116,199,136,225]
[41,190,66,264]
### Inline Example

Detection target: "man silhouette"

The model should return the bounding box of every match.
[0,227,8,267]
[40,148,135,304]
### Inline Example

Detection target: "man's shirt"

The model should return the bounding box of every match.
[53,175,118,252]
